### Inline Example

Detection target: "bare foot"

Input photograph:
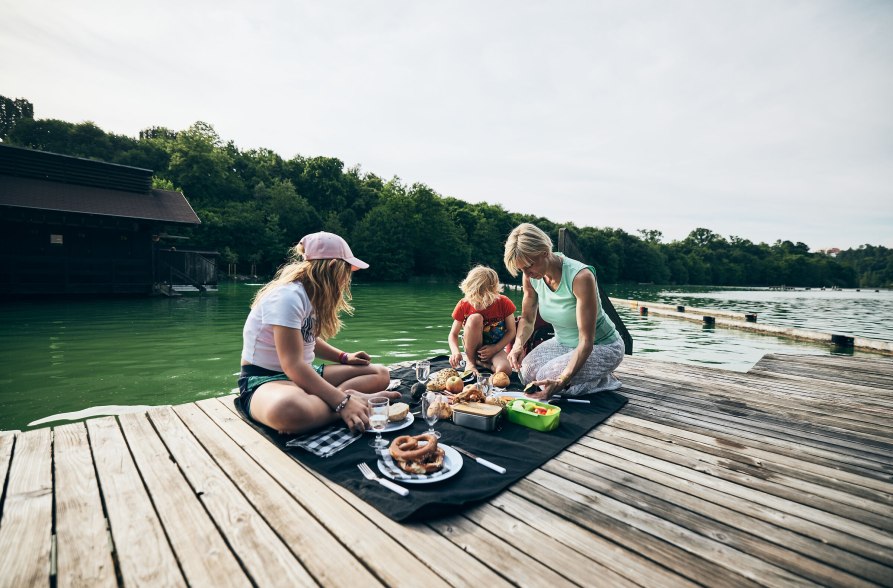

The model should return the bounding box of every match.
[357,390,402,402]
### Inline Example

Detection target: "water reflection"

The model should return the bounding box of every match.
[0,282,888,431]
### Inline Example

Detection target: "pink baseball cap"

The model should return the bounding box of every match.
[299,231,369,270]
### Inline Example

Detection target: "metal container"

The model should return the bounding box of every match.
[451,402,503,432]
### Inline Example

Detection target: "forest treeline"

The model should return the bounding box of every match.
[2,96,890,287]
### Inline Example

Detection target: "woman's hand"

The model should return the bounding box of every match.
[524,378,563,401]
[339,394,370,433]
[507,345,525,371]
[477,344,497,362]
[344,351,371,366]
[449,352,463,368]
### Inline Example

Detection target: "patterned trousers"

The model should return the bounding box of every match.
[520,337,625,395]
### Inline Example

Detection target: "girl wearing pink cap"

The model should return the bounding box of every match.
[238,232,399,434]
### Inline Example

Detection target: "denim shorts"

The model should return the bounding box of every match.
[238,363,324,420]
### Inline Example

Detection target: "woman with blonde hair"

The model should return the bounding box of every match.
[447,265,516,375]
[504,223,624,400]
[238,231,398,434]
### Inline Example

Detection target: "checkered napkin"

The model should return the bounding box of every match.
[285,425,362,458]
[376,447,452,481]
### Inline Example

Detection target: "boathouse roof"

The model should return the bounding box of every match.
[0,144,200,225]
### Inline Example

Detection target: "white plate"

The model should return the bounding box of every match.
[377,443,463,484]
[365,412,414,434]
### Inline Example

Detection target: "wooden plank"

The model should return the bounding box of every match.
[171,402,380,587]
[622,404,893,483]
[463,502,641,587]
[609,413,893,500]
[0,429,53,588]
[146,406,316,587]
[550,448,881,588]
[53,423,116,588]
[575,436,893,567]
[0,433,13,515]
[486,490,700,588]
[565,439,893,586]
[524,468,812,587]
[87,416,186,587]
[207,396,460,588]
[429,514,579,587]
[597,424,892,522]
[623,388,893,467]
[752,355,893,389]
[513,476,762,588]
[117,412,251,588]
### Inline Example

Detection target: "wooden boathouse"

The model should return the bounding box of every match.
[1,352,890,587]
[0,144,215,296]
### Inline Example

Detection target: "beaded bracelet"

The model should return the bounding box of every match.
[334,394,351,413]
[339,352,349,364]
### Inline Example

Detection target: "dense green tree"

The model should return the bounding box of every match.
[0,95,33,141]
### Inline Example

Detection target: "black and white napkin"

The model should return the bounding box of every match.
[286,425,361,458]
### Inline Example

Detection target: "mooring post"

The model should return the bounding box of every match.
[677,305,685,313]
[745,313,757,323]
[830,334,855,347]
[703,316,716,326]
[640,307,648,316]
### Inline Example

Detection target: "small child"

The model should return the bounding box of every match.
[448,265,517,375]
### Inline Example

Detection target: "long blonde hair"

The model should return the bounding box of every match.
[252,243,354,340]
[459,265,502,310]
[504,222,553,277]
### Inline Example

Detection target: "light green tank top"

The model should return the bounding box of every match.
[531,254,620,347]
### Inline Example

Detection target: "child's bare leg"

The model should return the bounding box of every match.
[490,350,512,375]
[462,314,484,372]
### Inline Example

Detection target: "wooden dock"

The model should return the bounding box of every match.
[1,353,891,587]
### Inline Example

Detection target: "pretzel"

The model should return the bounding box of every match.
[389,434,438,462]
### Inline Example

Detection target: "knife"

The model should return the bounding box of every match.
[454,446,506,474]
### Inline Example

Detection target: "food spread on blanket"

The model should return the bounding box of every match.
[492,371,511,388]
[388,402,410,422]
[389,433,445,474]
[427,368,460,391]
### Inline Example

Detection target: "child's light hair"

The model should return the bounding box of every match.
[252,242,354,340]
[504,222,553,277]
[460,265,502,310]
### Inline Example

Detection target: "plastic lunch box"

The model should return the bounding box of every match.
[505,399,561,432]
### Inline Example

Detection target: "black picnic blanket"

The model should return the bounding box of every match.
[235,356,627,522]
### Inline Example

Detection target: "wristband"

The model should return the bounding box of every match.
[334,394,351,413]
[339,352,349,364]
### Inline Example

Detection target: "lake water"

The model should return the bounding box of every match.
[1,282,890,431]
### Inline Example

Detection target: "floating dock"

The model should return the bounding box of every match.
[612,297,893,356]
[1,353,891,587]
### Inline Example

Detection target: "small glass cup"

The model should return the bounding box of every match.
[368,397,390,449]
[415,360,431,385]
[421,392,442,439]
[477,373,492,398]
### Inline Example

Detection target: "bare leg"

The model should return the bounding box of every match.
[462,314,484,372]
[322,363,399,399]
[248,379,341,434]
[490,349,512,375]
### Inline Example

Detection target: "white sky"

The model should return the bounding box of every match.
[2,0,891,250]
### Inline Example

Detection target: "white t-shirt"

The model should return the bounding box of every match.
[241,282,316,371]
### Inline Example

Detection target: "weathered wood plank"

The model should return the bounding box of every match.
[486,490,700,588]
[207,396,459,588]
[117,412,251,588]
[429,514,578,587]
[608,414,893,501]
[173,402,380,587]
[569,429,893,584]
[551,448,881,588]
[462,502,641,587]
[87,417,186,587]
[146,406,316,587]
[622,404,893,482]
[596,424,892,522]
[0,433,14,514]
[752,354,893,389]
[525,468,813,587]
[53,423,116,588]
[0,429,52,588]
[576,436,893,566]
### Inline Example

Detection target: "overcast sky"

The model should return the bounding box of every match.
[2,0,891,250]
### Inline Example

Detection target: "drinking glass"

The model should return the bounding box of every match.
[368,397,390,449]
[421,392,442,439]
[477,373,492,398]
[415,360,431,384]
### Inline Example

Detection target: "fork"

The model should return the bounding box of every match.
[357,463,409,496]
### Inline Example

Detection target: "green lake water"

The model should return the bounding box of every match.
[1,281,890,431]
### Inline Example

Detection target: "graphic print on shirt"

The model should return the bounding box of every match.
[300,316,315,343]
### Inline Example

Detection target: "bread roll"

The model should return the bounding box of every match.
[388,402,409,422]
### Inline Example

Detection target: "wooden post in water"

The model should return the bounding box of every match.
[558,227,633,355]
